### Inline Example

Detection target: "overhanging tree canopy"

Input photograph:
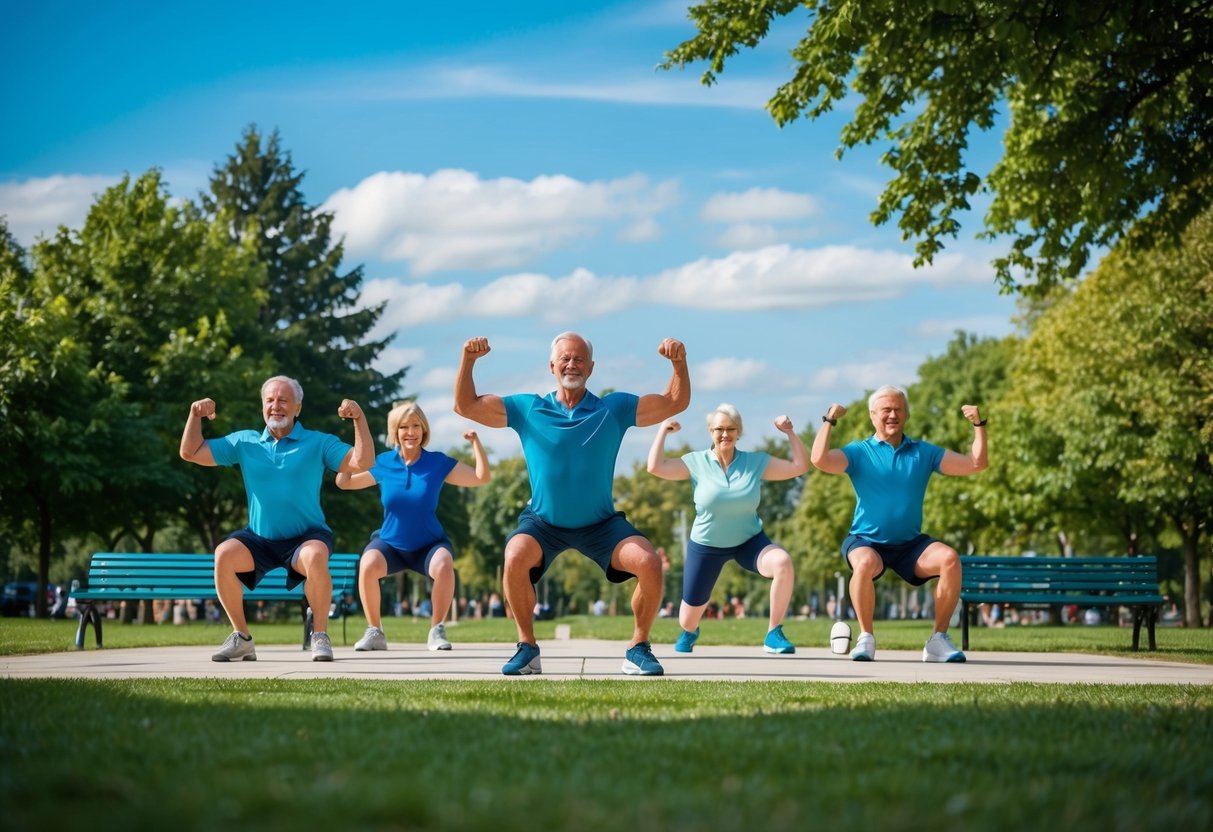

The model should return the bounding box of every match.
[663,0,1213,294]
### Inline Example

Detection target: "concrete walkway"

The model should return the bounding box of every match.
[3,639,1210,684]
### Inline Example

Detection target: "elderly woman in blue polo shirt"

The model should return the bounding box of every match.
[647,403,809,655]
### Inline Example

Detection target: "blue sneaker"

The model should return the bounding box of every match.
[622,641,664,676]
[763,624,795,654]
[673,627,700,653]
[502,642,542,675]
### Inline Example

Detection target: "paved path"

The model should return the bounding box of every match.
[3,639,1210,684]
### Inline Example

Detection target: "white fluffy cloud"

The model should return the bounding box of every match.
[0,174,119,245]
[694,357,772,392]
[323,169,679,276]
[366,243,990,329]
[701,187,818,223]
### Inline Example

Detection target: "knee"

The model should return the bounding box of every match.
[360,551,387,579]
[765,549,793,577]
[849,552,881,580]
[295,545,330,575]
[429,550,454,576]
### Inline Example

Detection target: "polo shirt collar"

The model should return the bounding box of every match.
[261,420,304,443]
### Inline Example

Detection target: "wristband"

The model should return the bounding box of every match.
[974,419,988,427]
[822,415,837,426]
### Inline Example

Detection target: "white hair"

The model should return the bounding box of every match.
[550,331,593,361]
[868,384,908,413]
[262,375,304,403]
[706,402,743,437]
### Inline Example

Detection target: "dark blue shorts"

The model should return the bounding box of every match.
[364,537,453,578]
[225,527,335,591]
[682,532,774,606]
[842,533,936,587]
[508,506,646,585]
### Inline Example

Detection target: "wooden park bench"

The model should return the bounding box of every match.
[70,551,362,650]
[959,555,1165,651]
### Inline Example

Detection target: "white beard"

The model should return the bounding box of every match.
[266,416,292,432]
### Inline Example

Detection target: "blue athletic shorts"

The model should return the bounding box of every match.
[225,527,335,590]
[507,506,646,585]
[682,532,774,606]
[363,537,452,578]
[842,533,936,586]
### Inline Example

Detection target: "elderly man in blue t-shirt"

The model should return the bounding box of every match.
[455,332,690,676]
[811,384,988,664]
[180,375,373,662]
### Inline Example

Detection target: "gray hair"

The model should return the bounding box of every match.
[550,331,593,361]
[868,384,908,413]
[262,375,304,403]
[706,402,743,437]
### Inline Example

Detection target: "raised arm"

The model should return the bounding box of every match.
[762,415,810,480]
[336,399,375,473]
[809,403,849,475]
[646,419,691,481]
[179,398,218,466]
[453,337,507,428]
[939,404,989,476]
[335,470,378,490]
[635,337,691,427]
[446,430,493,487]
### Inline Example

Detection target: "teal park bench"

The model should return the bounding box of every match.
[71,552,362,650]
[959,555,1165,651]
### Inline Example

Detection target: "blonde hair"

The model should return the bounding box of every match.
[386,401,430,448]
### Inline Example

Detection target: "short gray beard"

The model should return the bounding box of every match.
[266,416,292,432]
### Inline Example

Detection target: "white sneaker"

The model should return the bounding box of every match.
[355,626,387,651]
[212,631,256,662]
[311,631,334,662]
[427,623,452,651]
[923,631,966,663]
[851,631,876,662]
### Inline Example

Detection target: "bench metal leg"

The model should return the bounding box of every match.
[961,601,971,651]
[74,604,103,650]
[302,604,313,650]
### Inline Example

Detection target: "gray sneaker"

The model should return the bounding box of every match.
[427,623,452,651]
[354,626,387,651]
[212,631,256,662]
[311,631,334,662]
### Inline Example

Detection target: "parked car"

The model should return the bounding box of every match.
[1,582,58,617]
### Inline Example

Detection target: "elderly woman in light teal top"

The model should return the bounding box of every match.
[648,403,809,654]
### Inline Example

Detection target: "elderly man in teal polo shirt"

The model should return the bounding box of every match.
[454,332,690,677]
[811,385,988,664]
[180,375,373,662]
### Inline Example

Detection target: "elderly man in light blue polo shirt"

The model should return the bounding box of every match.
[180,375,373,662]
[811,384,988,664]
[454,332,690,677]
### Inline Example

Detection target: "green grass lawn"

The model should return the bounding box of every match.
[3,614,1210,831]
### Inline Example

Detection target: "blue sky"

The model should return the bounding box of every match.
[2,0,1018,470]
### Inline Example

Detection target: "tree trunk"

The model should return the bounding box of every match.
[37,496,51,618]
[1178,522,1203,629]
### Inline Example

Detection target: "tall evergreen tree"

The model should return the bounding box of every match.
[203,126,407,551]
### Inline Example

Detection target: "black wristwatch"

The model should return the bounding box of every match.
[822,415,837,426]
[974,419,988,427]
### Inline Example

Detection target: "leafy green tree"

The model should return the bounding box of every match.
[910,332,1015,554]
[663,0,1213,294]
[464,455,531,599]
[202,126,406,552]
[1000,210,1213,626]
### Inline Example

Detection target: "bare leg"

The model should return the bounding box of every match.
[679,600,708,632]
[214,539,255,634]
[428,548,455,627]
[358,550,388,630]
[847,547,882,634]
[292,540,332,635]
[503,535,542,644]
[612,536,664,647]
[915,542,962,633]
[757,545,794,629]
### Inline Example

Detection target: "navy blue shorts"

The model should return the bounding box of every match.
[225,527,335,591]
[842,533,936,587]
[682,532,774,606]
[364,537,452,578]
[508,506,646,585]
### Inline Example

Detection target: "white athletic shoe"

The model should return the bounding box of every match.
[354,626,387,652]
[851,631,876,662]
[212,631,256,662]
[311,631,334,662]
[427,623,452,651]
[923,631,966,663]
